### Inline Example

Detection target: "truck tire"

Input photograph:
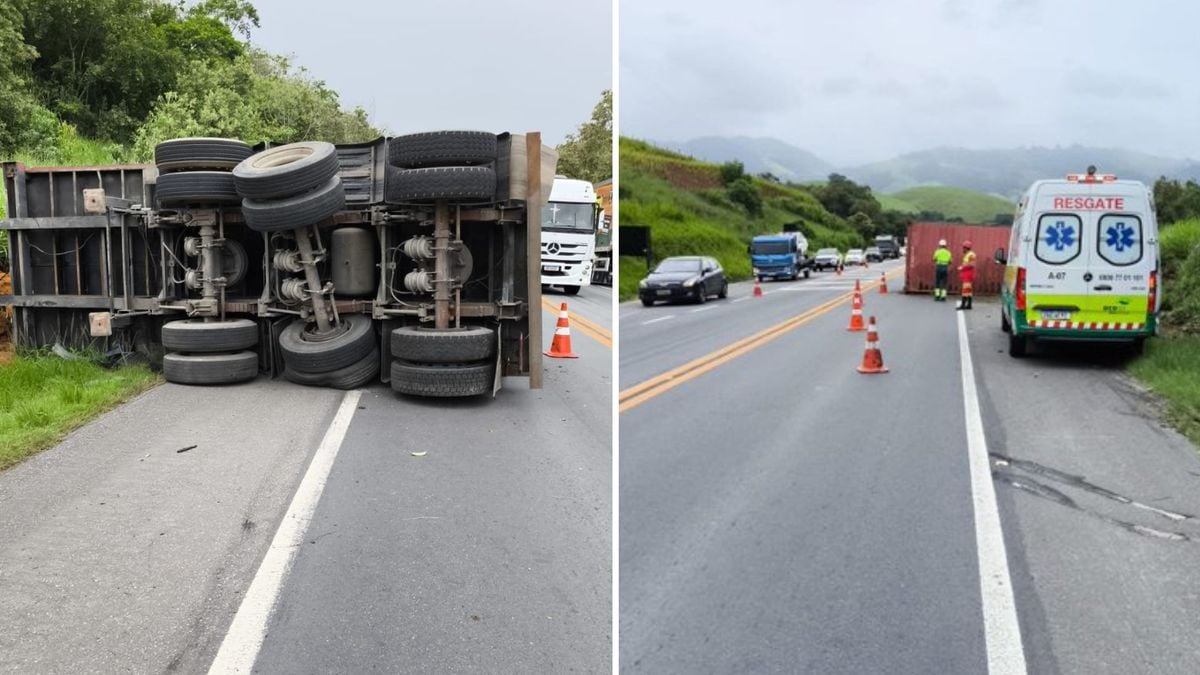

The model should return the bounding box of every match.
[387,131,497,168]
[384,166,496,203]
[163,351,258,385]
[232,141,339,200]
[1008,332,1027,358]
[278,313,375,373]
[284,347,379,389]
[155,138,253,173]
[240,177,345,232]
[803,268,810,279]
[389,360,494,398]
[162,318,258,353]
[221,239,248,286]
[563,285,581,296]
[390,325,496,363]
[156,171,240,206]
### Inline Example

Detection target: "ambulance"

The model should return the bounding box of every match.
[996,167,1160,357]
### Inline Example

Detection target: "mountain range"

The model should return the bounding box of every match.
[655,137,1200,199]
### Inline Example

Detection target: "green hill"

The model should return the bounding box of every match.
[883,186,1014,223]
[619,138,863,300]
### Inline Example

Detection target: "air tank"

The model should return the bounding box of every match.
[330,227,377,297]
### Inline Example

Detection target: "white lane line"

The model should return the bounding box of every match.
[732,296,750,303]
[690,305,718,313]
[957,312,1028,675]
[208,390,363,674]
[642,315,675,325]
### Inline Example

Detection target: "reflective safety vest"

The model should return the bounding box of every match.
[961,250,976,269]
[933,247,952,266]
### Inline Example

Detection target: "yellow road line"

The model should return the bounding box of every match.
[541,298,613,349]
[619,272,894,413]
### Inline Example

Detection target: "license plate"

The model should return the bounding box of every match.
[542,265,560,272]
[656,289,671,296]
[1043,311,1071,320]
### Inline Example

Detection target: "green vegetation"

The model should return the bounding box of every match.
[1130,214,1200,447]
[1129,337,1200,446]
[620,138,872,300]
[0,0,379,164]
[883,186,1014,224]
[618,256,647,303]
[0,353,159,470]
[556,90,611,183]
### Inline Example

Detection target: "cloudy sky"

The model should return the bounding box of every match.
[621,0,1200,165]
[247,0,612,145]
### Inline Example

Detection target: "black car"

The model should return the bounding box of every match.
[865,246,884,263]
[639,256,728,306]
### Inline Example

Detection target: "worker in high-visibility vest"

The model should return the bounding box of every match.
[932,239,953,301]
[957,240,976,310]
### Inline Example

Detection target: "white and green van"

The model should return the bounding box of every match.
[995,168,1160,357]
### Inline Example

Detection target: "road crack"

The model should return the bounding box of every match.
[991,452,1194,542]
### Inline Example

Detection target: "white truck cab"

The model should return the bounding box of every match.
[540,176,599,295]
[997,167,1160,357]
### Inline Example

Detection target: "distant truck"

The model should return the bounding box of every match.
[591,178,613,286]
[750,231,812,281]
[540,176,600,295]
[874,235,901,259]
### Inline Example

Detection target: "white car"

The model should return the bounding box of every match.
[844,249,866,266]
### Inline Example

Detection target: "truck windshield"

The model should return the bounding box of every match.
[542,202,595,232]
[751,242,790,255]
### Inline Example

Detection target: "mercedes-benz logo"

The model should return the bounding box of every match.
[547,242,561,254]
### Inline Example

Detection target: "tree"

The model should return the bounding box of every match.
[132,49,379,158]
[810,173,882,221]
[556,89,611,183]
[727,176,762,216]
[1154,177,1200,225]
[21,0,260,143]
[719,160,745,186]
[847,212,875,240]
[0,0,58,153]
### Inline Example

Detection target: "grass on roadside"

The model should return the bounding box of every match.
[0,353,159,470]
[1129,335,1200,446]
[619,256,648,302]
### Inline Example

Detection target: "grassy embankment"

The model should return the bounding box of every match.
[0,132,159,470]
[1129,218,1200,445]
[879,185,1014,223]
[618,138,862,300]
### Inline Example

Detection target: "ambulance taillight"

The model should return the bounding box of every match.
[1149,270,1158,312]
[1015,267,1027,311]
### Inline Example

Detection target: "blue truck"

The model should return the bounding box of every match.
[749,232,812,281]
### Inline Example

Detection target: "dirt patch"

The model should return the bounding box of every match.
[0,271,12,365]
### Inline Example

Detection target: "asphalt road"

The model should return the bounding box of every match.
[0,284,612,674]
[620,263,1200,674]
[253,284,612,673]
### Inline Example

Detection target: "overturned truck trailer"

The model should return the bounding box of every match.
[0,131,555,396]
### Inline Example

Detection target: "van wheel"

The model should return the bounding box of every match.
[1008,332,1027,358]
[1130,339,1146,357]
[1000,310,1011,333]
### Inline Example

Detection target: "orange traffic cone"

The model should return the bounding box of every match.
[846,291,865,331]
[544,302,579,358]
[879,271,888,294]
[856,316,889,374]
[753,279,763,298]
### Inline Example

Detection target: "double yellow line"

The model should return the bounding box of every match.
[619,274,891,413]
[542,297,613,349]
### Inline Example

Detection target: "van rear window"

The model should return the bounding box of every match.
[1097,215,1142,266]
[1036,214,1082,264]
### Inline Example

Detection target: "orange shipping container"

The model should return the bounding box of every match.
[904,222,1012,296]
